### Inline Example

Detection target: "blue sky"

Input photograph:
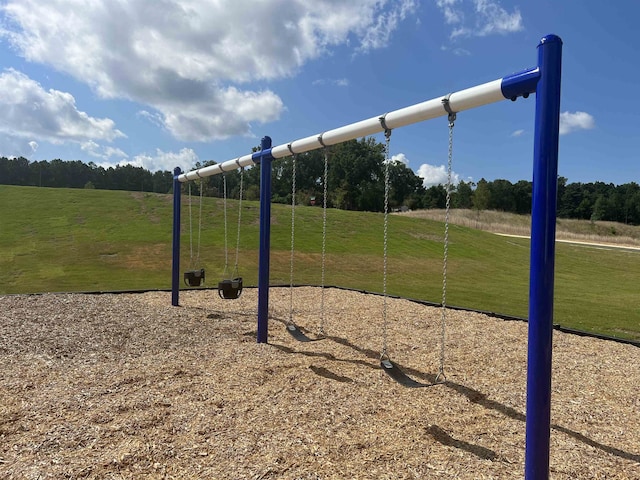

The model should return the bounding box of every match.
[0,0,637,187]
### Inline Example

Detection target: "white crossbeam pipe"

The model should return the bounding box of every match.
[178,73,534,183]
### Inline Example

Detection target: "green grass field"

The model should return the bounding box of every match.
[1,185,639,342]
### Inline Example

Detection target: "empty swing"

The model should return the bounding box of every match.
[218,170,244,300]
[379,103,456,387]
[286,144,330,342]
[183,181,206,287]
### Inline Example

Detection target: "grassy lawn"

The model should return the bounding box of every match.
[1,185,638,342]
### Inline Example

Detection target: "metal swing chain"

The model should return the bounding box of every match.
[289,155,297,326]
[222,174,229,277]
[188,182,194,268]
[381,127,392,361]
[233,168,244,278]
[196,179,204,266]
[319,148,329,336]
[436,109,456,384]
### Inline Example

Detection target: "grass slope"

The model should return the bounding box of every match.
[1,185,638,341]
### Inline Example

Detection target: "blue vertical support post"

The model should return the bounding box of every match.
[525,34,562,480]
[171,167,183,306]
[256,136,273,343]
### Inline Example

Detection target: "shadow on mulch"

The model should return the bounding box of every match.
[270,329,640,466]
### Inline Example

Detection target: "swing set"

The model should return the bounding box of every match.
[171,35,562,480]
[217,171,244,300]
[183,182,205,287]
[377,109,456,388]
[181,168,245,300]
[285,147,330,342]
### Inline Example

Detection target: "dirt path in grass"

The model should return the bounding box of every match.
[495,232,640,252]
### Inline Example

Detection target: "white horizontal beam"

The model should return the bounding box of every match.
[178,71,537,183]
[271,78,504,160]
[179,154,254,182]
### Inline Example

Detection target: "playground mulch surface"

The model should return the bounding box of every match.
[1,287,638,479]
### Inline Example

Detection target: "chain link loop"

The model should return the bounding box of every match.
[187,181,204,269]
[222,175,229,277]
[196,180,203,266]
[381,128,392,361]
[188,183,194,268]
[435,113,455,384]
[288,156,297,326]
[319,148,329,336]
[233,168,244,277]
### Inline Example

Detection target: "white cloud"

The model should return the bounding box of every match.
[137,110,165,129]
[312,78,350,87]
[81,140,129,161]
[391,153,410,165]
[511,129,525,137]
[357,0,417,52]
[80,140,100,156]
[559,111,595,135]
[0,69,125,150]
[129,148,199,173]
[1,0,416,142]
[417,163,460,188]
[104,146,128,159]
[0,132,39,158]
[436,0,523,39]
[441,44,471,56]
[160,86,284,142]
[437,0,464,24]
[473,0,523,36]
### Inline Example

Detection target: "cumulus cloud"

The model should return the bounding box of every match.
[129,148,200,173]
[0,132,39,158]
[436,0,523,39]
[0,69,125,148]
[81,140,129,161]
[559,111,595,135]
[391,153,410,165]
[417,163,460,188]
[1,0,416,142]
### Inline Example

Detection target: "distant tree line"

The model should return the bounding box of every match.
[0,156,174,194]
[2,140,639,225]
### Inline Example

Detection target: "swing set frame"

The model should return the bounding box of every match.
[170,35,562,480]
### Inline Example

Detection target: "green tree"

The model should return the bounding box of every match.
[387,160,424,209]
[513,180,532,214]
[488,179,515,212]
[591,195,607,221]
[558,181,583,218]
[422,185,446,208]
[453,180,474,209]
[472,178,491,212]
[327,138,385,211]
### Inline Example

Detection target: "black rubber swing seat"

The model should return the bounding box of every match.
[218,277,243,299]
[286,324,324,342]
[380,358,430,388]
[184,269,205,287]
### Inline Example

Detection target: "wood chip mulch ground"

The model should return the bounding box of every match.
[1,287,638,479]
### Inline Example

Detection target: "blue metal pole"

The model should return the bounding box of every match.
[171,167,183,306]
[525,34,562,480]
[256,136,273,343]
